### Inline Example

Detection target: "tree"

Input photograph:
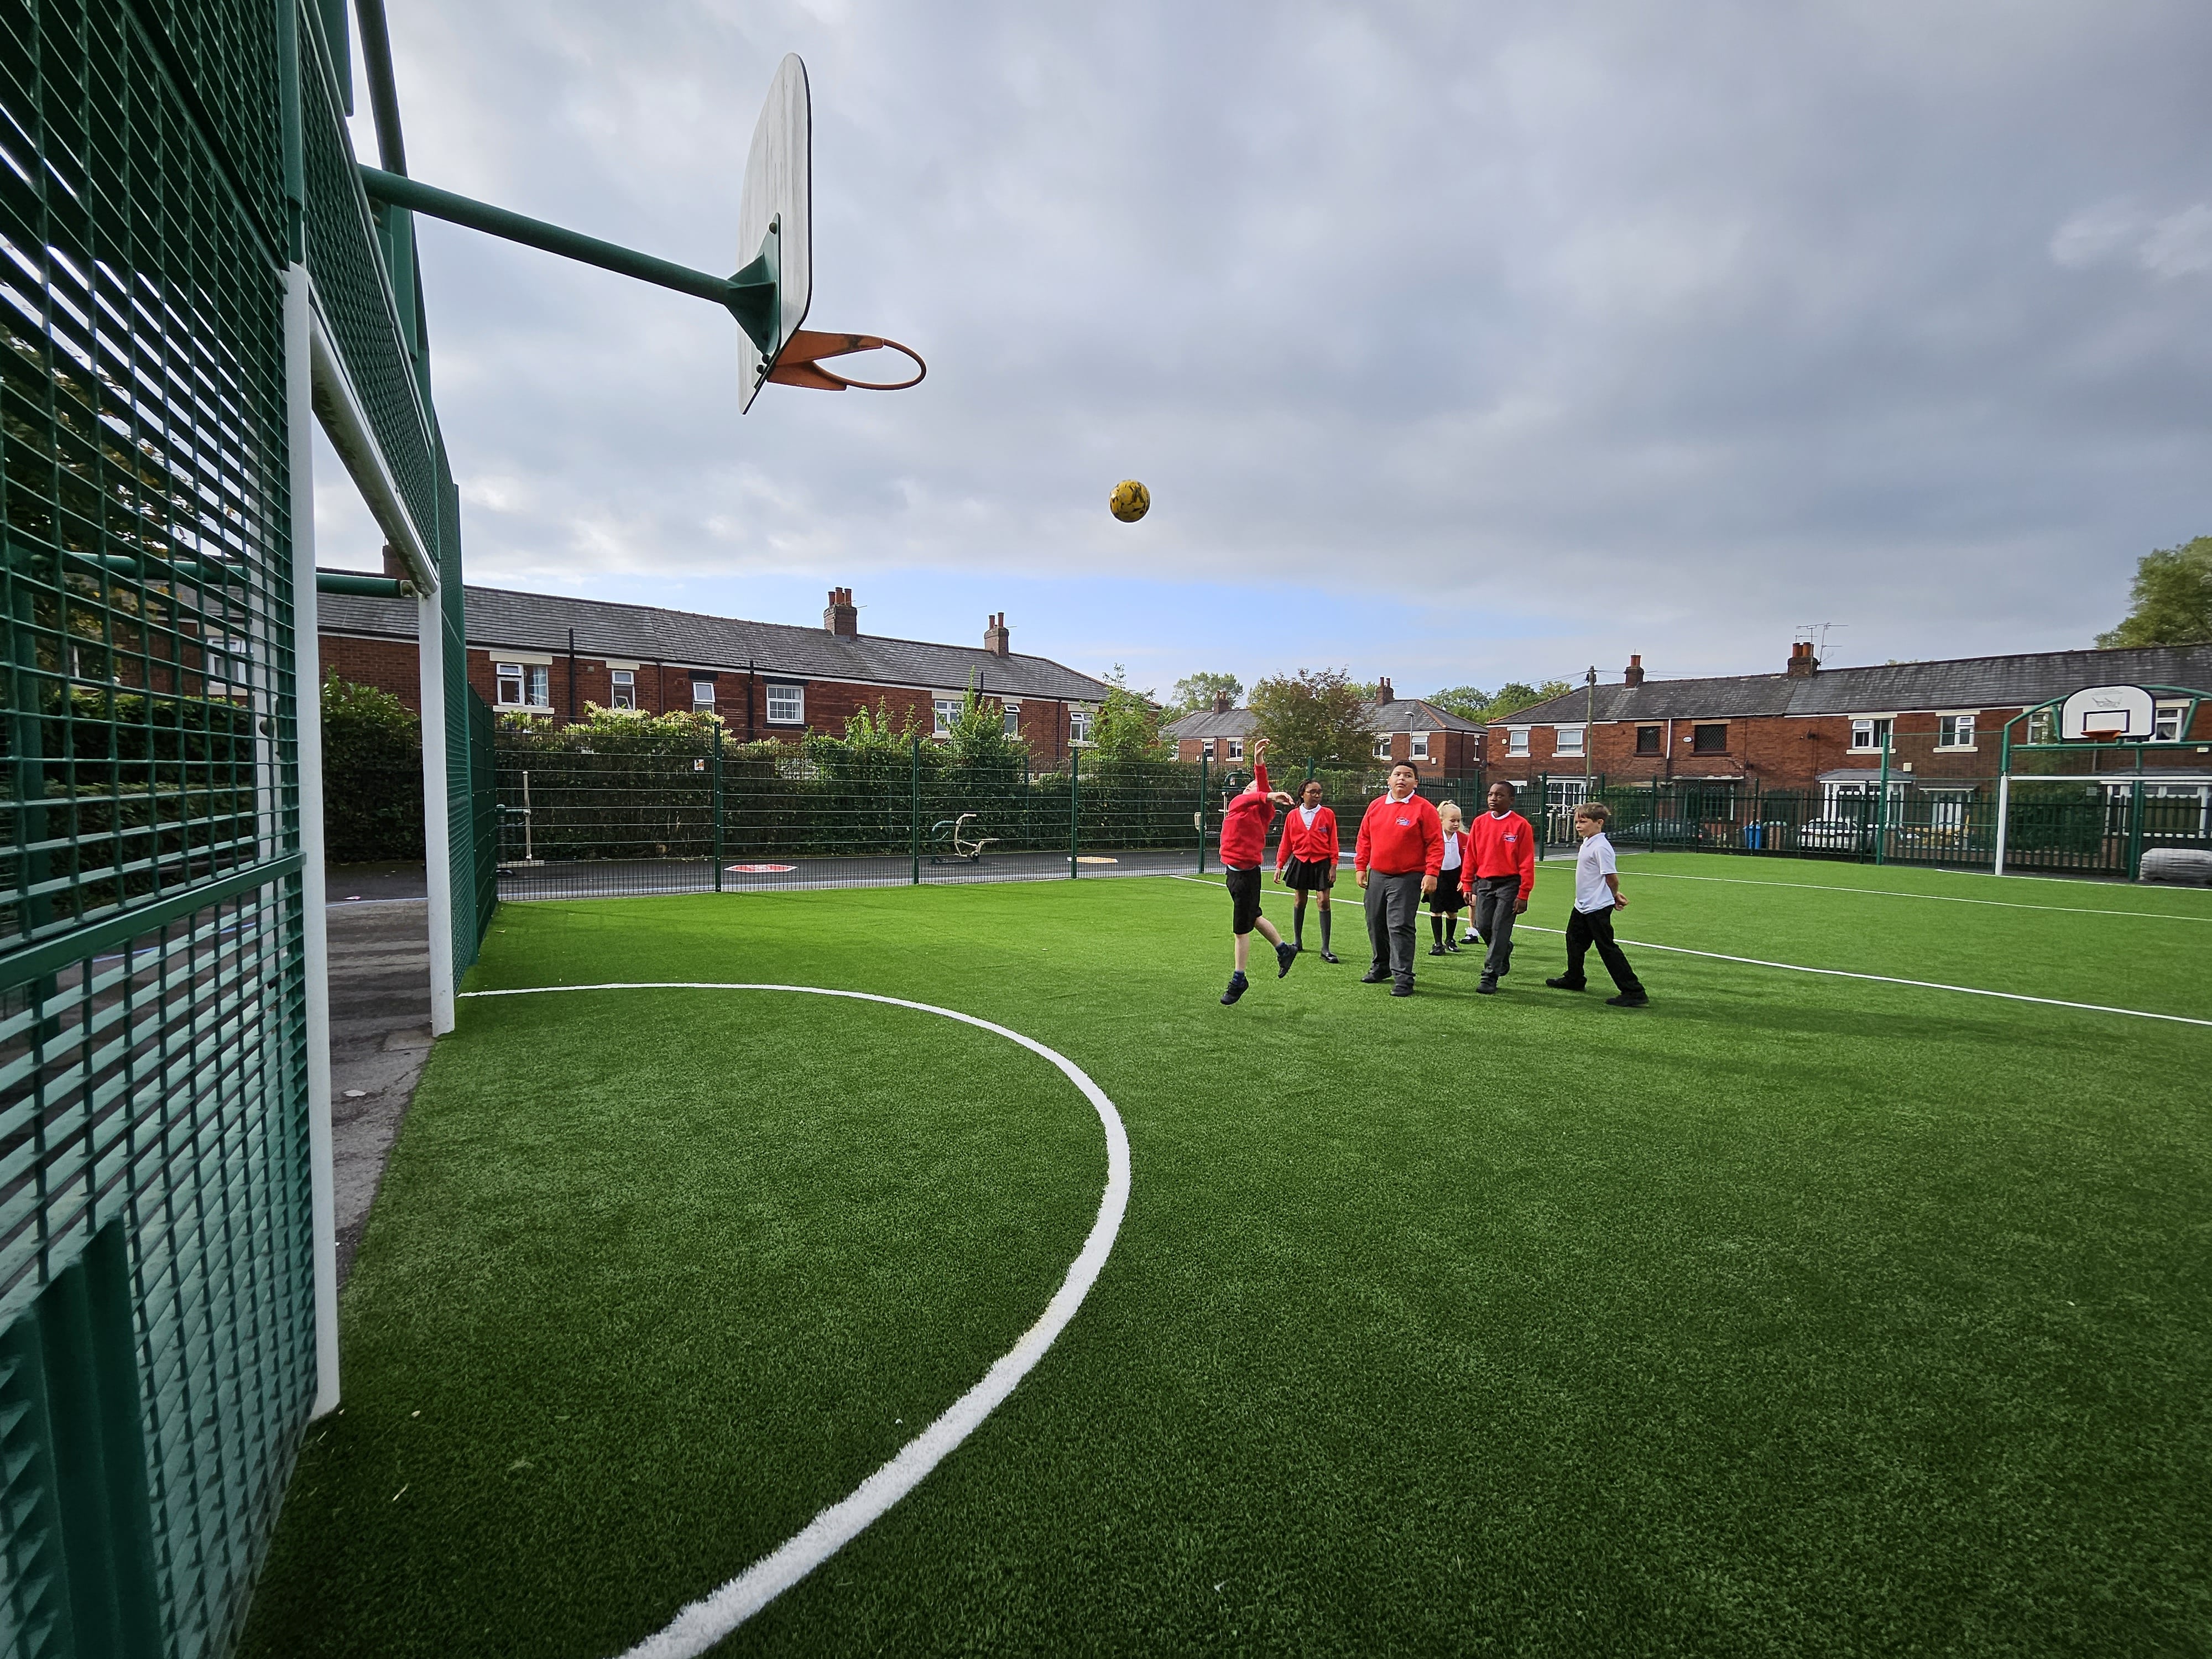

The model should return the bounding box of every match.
[1091,665,1171,763]
[1429,685,1491,723]
[1248,668,1375,768]
[2096,536,2212,648]
[1482,680,1572,722]
[1163,670,1243,721]
[320,671,422,862]
[938,682,1024,771]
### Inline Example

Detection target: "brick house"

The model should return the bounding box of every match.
[317,582,1115,757]
[1165,678,1485,771]
[1482,641,2212,817]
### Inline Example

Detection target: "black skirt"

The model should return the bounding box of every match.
[1279,854,1336,891]
[1432,865,1467,910]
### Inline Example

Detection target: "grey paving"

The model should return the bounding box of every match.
[326,895,432,1285]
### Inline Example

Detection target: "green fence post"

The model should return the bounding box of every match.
[1070,746,1082,878]
[711,723,724,890]
[1198,753,1209,873]
[910,734,922,884]
[1875,741,1891,865]
[1648,775,1659,853]
[1536,771,1548,860]
[2126,777,2145,880]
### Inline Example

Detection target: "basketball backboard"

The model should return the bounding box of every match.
[737,54,813,411]
[2059,684,2156,740]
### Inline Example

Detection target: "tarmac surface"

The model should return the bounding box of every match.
[326,864,431,1284]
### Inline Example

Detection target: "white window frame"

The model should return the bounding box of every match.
[207,633,251,692]
[2153,700,2187,743]
[1849,716,1893,753]
[1373,734,1392,760]
[933,696,960,737]
[2026,708,2057,744]
[1506,727,1530,757]
[609,668,635,710]
[1070,707,1094,745]
[690,679,716,712]
[496,662,524,706]
[1227,738,1244,760]
[1553,725,1584,757]
[1002,701,1021,738]
[1934,712,1977,751]
[1410,732,1431,760]
[766,683,805,724]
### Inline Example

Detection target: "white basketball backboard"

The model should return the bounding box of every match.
[2059,684,2156,740]
[737,54,812,411]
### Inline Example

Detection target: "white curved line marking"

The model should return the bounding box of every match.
[457,982,1131,1657]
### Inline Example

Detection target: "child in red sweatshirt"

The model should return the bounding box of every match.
[1462,780,1537,993]
[1217,737,1298,1004]
[1275,776,1342,962]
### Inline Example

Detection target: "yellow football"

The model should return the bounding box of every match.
[1109,479,1150,522]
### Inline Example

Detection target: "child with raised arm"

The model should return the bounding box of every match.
[1217,737,1298,1005]
[1276,777,1342,963]
[1545,801,1650,1007]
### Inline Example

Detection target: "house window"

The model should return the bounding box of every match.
[1410,732,1430,760]
[1692,723,1727,754]
[1554,725,1584,757]
[691,679,716,711]
[1936,713,1976,750]
[1849,717,1892,752]
[495,663,550,708]
[1374,734,1393,760]
[766,684,805,724]
[206,634,251,691]
[2153,700,2188,743]
[1506,728,1530,756]
[1228,738,1244,760]
[933,697,960,737]
[1070,707,1093,744]
[2026,709,2057,744]
[609,669,635,710]
[1636,725,1661,755]
[1003,701,1021,737]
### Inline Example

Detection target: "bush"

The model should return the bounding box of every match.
[322,672,424,863]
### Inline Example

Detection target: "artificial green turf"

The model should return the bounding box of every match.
[242,860,2212,1657]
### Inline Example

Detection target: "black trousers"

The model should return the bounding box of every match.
[1470,875,1521,978]
[1562,904,1644,995]
[1364,870,1423,980]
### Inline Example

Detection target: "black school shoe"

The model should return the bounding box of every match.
[1391,974,1415,997]
[1428,943,1448,957]
[1606,992,1650,1008]
[1319,950,1340,964]
[1476,977,1498,994]
[1221,973,1249,1005]
[1444,938,1459,953]
[1362,967,1390,984]
[1276,941,1298,978]
[1545,977,1585,991]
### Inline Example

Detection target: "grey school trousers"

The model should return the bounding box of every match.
[1470,874,1521,979]
[1364,870,1423,981]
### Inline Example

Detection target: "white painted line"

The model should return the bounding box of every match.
[455,982,1131,1656]
[1159,875,2212,1028]
[1625,868,2212,921]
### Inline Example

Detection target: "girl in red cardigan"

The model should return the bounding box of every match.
[1275,777,1342,962]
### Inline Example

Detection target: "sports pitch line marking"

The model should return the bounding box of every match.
[1627,868,2212,921]
[1162,875,2212,1029]
[455,982,1133,1658]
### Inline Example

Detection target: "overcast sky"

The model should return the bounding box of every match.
[313,1,2212,701]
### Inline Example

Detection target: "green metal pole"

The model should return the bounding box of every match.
[910,734,922,884]
[1875,738,1891,865]
[2126,777,2145,881]
[1536,772,1547,860]
[711,724,724,891]
[357,164,781,351]
[1070,747,1081,878]
[1198,753,1209,873]
[1650,775,1659,853]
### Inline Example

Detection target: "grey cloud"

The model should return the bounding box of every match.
[338,0,2212,682]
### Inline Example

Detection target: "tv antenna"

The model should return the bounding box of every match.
[1794,622,1843,659]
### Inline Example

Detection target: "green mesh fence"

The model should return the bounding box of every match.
[2,0,482,1653]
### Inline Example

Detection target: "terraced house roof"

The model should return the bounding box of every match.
[319,583,1117,703]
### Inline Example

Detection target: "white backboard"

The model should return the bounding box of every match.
[2059,684,2156,740]
[737,54,812,411]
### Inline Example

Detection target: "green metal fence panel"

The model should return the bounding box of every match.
[1,0,319,1651]
[466,686,495,955]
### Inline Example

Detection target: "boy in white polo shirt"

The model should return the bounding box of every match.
[1545,801,1649,1007]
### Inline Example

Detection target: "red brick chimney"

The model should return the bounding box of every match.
[983,612,1010,656]
[1212,690,1234,714]
[1623,654,1645,688]
[824,587,858,636]
[1374,676,1394,705]
[1787,640,1818,678]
